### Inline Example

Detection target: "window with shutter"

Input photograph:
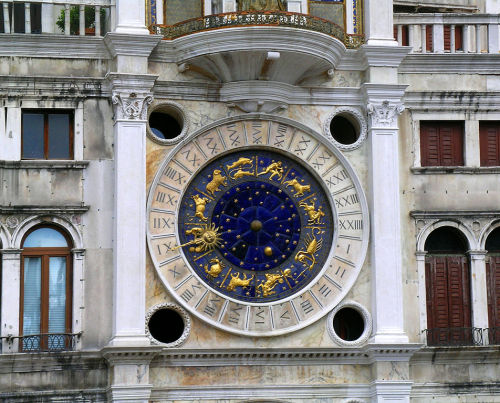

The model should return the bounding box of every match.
[480,122,500,167]
[420,121,464,167]
[20,226,73,352]
[486,228,500,344]
[426,25,433,51]
[444,25,463,51]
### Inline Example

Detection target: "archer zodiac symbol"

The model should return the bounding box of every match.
[283,178,311,197]
[227,272,255,291]
[295,232,323,271]
[206,169,227,196]
[204,257,225,278]
[299,200,325,225]
[256,269,292,297]
[257,160,284,181]
[192,194,209,221]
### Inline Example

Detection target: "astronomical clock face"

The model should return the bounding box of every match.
[147,117,369,336]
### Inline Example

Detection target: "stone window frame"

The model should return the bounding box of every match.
[0,100,84,162]
[0,215,84,353]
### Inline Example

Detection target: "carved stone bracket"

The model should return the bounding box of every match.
[112,92,154,121]
[366,100,405,129]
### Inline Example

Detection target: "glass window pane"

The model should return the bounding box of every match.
[48,114,70,159]
[23,257,41,338]
[22,113,45,159]
[24,228,68,248]
[48,257,66,335]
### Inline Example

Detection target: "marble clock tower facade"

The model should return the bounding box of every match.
[1,0,500,402]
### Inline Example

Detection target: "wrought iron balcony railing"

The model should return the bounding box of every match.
[0,0,115,36]
[485,327,500,345]
[149,11,364,49]
[1,332,81,352]
[394,13,500,54]
[424,327,484,347]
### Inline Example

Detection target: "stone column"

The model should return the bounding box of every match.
[1,249,22,353]
[107,73,157,348]
[364,0,397,46]
[115,0,149,35]
[468,250,489,333]
[363,84,409,345]
[415,251,428,344]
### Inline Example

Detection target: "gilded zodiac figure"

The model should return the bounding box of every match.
[206,169,227,196]
[295,233,323,271]
[299,200,325,225]
[283,178,311,197]
[256,269,292,297]
[192,194,209,221]
[205,258,225,278]
[227,157,254,180]
[175,223,222,253]
[258,161,284,181]
[226,157,253,171]
[238,0,286,11]
[227,272,255,291]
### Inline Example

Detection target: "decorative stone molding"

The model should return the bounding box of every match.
[367,100,404,129]
[323,106,367,151]
[228,101,288,114]
[112,92,154,121]
[327,300,372,347]
[147,100,189,145]
[145,303,191,347]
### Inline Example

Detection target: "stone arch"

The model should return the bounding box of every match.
[479,219,500,251]
[417,219,477,253]
[12,215,83,250]
[0,222,9,249]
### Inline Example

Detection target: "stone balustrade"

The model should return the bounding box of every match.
[394,13,500,54]
[1,0,115,36]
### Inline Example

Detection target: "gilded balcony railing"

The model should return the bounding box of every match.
[149,11,364,49]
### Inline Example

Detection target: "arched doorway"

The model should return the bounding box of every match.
[425,226,472,346]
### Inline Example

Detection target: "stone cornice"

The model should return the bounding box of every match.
[104,33,162,58]
[410,210,500,219]
[0,34,110,59]
[400,54,500,74]
[411,346,500,365]
[0,205,90,215]
[405,91,500,111]
[0,160,90,169]
[359,45,412,69]
[411,166,500,174]
[361,84,408,103]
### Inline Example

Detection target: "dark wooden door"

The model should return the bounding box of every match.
[486,255,500,344]
[425,255,471,345]
[480,122,500,167]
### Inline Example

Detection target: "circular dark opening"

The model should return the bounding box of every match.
[330,115,359,145]
[486,227,500,253]
[149,111,182,140]
[425,226,468,254]
[333,307,365,341]
[148,308,185,344]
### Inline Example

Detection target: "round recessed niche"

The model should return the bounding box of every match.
[146,303,190,347]
[147,102,188,144]
[324,107,367,151]
[327,301,372,346]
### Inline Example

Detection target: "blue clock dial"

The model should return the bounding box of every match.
[178,149,334,303]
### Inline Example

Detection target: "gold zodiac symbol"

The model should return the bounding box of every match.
[226,157,253,171]
[295,232,323,271]
[227,157,254,180]
[299,200,325,225]
[256,269,292,297]
[227,272,255,291]
[192,194,209,221]
[205,258,225,278]
[174,223,222,253]
[206,169,227,196]
[257,161,284,181]
[283,178,311,197]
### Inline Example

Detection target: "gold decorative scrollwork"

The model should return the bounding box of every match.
[283,178,311,197]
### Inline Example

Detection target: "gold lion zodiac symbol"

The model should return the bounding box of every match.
[205,258,224,278]
[258,161,284,181]
[295,233,323,271]
[299,200,325,225]
[192,194,209,221]
[283,178,311,197]
[256,269,292,297]
[206,169,227,196]
[227,272,255,291]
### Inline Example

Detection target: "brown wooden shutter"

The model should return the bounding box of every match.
[426,25,433,51]
[486,256,500,341]
[444,25,451,51]
[455,26,463,51]
[480,122,500,166]
[421,122,464,166]
[421,123,439,166]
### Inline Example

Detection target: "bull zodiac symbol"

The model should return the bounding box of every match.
[295,232,323,271]
[299,200,325,225]
[283,178,311,197]
[256,269,292,297]
[206,169,227,196]
[226,157,254,180]
[257,160,284,181]
[227,272,255,291]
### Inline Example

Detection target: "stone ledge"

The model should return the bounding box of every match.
[411,166,500,174]
[0,205,90,215]
[410,210,500,219]
[0,160,90,169]
[400,53,500,74]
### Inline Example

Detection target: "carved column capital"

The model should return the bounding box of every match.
[366,100,405,129]
[112,91,154,121]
